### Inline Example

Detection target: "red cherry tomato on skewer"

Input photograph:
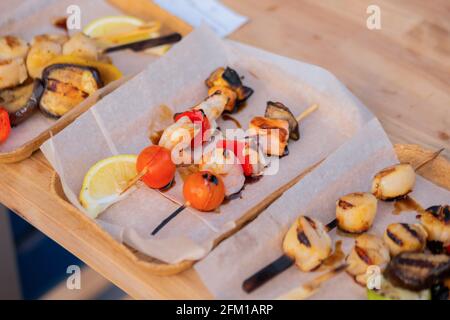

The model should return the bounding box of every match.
[137,145,176,189]
[0,108,11,144]
[216,139,253,177]
[183,171,225,211]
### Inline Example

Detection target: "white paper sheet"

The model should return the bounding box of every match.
[195,118,450,299]
[41,26,375,264]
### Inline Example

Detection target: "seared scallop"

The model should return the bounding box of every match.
[336,192,377,233]
[26,34,68,78]
[346,234,390,286]
[371,163,416,200]
[62,33,98,61]
[383,223,428,256]
[0,36,29,89]
[419,205,450,246]
[283,216,332,272]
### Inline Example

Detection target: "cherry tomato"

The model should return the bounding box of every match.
[136,145,176,189]
[0,107,11,144]
[216,139,253,176]
[183,171,225,211]
[174,109,210,147]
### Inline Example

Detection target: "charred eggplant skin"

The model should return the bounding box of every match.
[265,101,300,141]
[0,79,44,126]
[384,252,450,291]
[40,63,102,118]
[10,79,43,126]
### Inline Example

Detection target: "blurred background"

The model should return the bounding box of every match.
[0,206,128,299]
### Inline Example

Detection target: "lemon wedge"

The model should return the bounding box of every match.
[83,16,170,56]
[79,155,138,218]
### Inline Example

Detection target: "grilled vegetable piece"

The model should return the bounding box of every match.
[371,163,416,200]
[384,252,450,291]
[419,205,450,246]
[383,223,428,256]
[0,36,29,61]
[265,101,300,141]
[39,64,102,118]
[0,108,11,143]
[45,55,122,85]
[283,216,332,272]
[346,234,390,286]
[249,116,289,156]
[367,276,431,300]
[26,34,68,78]
[0,58,28,90]
[205,67,253,111]
[336,192,377,234]
[62,33,98,61]
[0,79,43,126]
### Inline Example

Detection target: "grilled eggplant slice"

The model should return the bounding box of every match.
[0,78,43,126]
[205,67,254,106]
[265,101,300,141]
[40,64,102,118]
[384,252,450,291]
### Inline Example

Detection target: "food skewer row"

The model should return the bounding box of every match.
[0,32,181,144]
[149,104,320,236]
[243,149,446,294]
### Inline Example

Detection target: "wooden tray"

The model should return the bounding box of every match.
[49,144,450,276]
[0,0,191,164]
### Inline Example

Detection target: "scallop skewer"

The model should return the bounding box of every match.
[243,216,337,293]
[149,105,320,236]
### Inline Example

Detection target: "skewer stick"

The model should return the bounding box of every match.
[413,148,444,171]
[296,104,319,122]
[242,218,338,293]
[276,263,348,300]
[151,202,190,235]
[120,166,148,195]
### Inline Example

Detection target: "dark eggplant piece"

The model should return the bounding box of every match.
[265,101,300,141]
[0,78,43,126]
[384,252,450,291]
[205,66,253,103]
[40,63,102,118]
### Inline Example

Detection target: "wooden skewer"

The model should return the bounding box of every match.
[120,166,148,195]
[151,202,190,235]
[276,263,348,300]
[296,104,319,122]
[242,218,338,293]
[413,148,444,171]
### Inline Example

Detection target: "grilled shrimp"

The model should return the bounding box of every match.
[383,223,428,256]
[200,148,245,197]
[283,216,332,272]
[336,192,377,233]
[346,234,390,286]
[371,164,415,200]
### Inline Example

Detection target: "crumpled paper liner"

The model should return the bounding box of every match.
[195,119,450,299]
[41,26,374,264]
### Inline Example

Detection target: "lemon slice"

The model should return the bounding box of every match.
[79,155,138,218]
[83,16,170,56]
[84,16,147,38]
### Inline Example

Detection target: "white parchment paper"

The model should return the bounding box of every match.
[195,118,450,299]
[41,26,375,264]
[0,0,158,153]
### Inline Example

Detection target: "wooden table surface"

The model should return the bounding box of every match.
[1,0,449,299]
